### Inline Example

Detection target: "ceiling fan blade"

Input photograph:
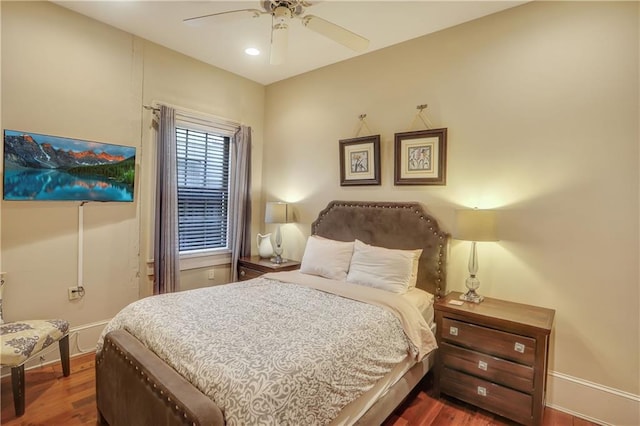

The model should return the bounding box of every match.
[270,6,291,65]
[183,9,265,26]
[299,0,322,7]
[270,24,289,65]
[302,15,369,52]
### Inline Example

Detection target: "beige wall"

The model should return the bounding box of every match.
[264,2,639,423]
[0,1,264,359]
[1,1,142,327]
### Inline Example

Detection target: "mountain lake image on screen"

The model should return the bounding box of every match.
[3,130,136,202]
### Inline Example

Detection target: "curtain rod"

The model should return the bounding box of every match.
[143,102,243,129]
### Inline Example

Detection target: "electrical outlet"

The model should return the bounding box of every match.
[207,269,215,280]
[68,286,80,300]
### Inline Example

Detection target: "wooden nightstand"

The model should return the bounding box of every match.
[237,256,301,281]
[434,292,555,426]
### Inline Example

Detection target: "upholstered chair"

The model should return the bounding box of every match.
[0,279,70,417]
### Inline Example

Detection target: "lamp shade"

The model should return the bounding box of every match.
[265,202,288,224]
[454,209,498,242]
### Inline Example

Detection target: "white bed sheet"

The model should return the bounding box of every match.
[329,286,437,425]
[402,287,435,328]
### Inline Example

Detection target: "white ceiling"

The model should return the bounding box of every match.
[52,1,527,86]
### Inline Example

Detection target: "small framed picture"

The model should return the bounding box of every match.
[339,135,381,186]
[394,128,447,185]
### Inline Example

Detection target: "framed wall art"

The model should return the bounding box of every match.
[339,135,381,186]
[3,129,136,201]
[394,128,447,185]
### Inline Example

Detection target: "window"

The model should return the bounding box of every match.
[176,126,230,253]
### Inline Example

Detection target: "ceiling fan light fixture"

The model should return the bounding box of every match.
[273,5,292,24]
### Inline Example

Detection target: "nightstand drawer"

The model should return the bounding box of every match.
[238,266,262,281]
[441,317,536,365]
[441,367,533,425]
[440,342,534,393]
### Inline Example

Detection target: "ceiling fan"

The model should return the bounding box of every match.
[183,1,370,65]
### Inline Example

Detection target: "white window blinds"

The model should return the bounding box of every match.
[176,127,230,252]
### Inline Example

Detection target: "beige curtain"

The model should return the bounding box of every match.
[153,105,180,294]
[229,125,252,281]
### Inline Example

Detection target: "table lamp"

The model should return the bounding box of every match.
[454,209,498,303]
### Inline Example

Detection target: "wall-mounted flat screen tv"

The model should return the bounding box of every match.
[3,130,135,202]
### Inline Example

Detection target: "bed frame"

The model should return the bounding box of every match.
[96,200,448,426]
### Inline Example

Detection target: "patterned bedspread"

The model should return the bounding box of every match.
[98,273,437,425]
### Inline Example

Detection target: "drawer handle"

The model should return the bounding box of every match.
[514,342,525,353]
[449,326,458,336]
[477,386,487,397]
[478,360,488,371]
[240,270,246,277]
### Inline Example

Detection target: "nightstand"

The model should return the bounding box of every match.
[434,292,555,426]
[237,256,301,281]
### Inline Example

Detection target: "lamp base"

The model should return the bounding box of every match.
[272,243,285,265]
[460,289,484,303]
[270,255,287,265]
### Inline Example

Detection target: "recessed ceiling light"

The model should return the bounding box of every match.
[245,48,260,56]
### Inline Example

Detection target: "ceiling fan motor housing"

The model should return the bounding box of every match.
[263,1,305,18]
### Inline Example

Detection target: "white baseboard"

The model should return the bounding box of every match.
[1,319,110,378]
[547,370,640,426]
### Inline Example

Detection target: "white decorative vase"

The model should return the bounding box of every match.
[256,233,274,258]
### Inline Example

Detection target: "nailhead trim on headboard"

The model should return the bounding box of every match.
[311,201,449,298]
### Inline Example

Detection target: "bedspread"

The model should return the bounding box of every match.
[97,276,437,425]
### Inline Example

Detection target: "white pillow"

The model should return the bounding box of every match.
[299,236,354,281]
[346,240,422,294]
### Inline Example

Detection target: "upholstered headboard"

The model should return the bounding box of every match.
[311,201,449,297]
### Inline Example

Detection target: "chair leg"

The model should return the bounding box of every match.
[11,365,25,417]
[59,334,70,377]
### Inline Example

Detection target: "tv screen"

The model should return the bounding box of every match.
[3,130,135,202]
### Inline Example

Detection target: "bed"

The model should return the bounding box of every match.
[96,200,449,425]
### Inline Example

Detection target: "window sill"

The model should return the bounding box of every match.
[181,250,231,271]
[146,251,232,276]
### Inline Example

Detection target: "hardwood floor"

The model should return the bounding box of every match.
[1,353,96,425]
[1,353,600,426]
